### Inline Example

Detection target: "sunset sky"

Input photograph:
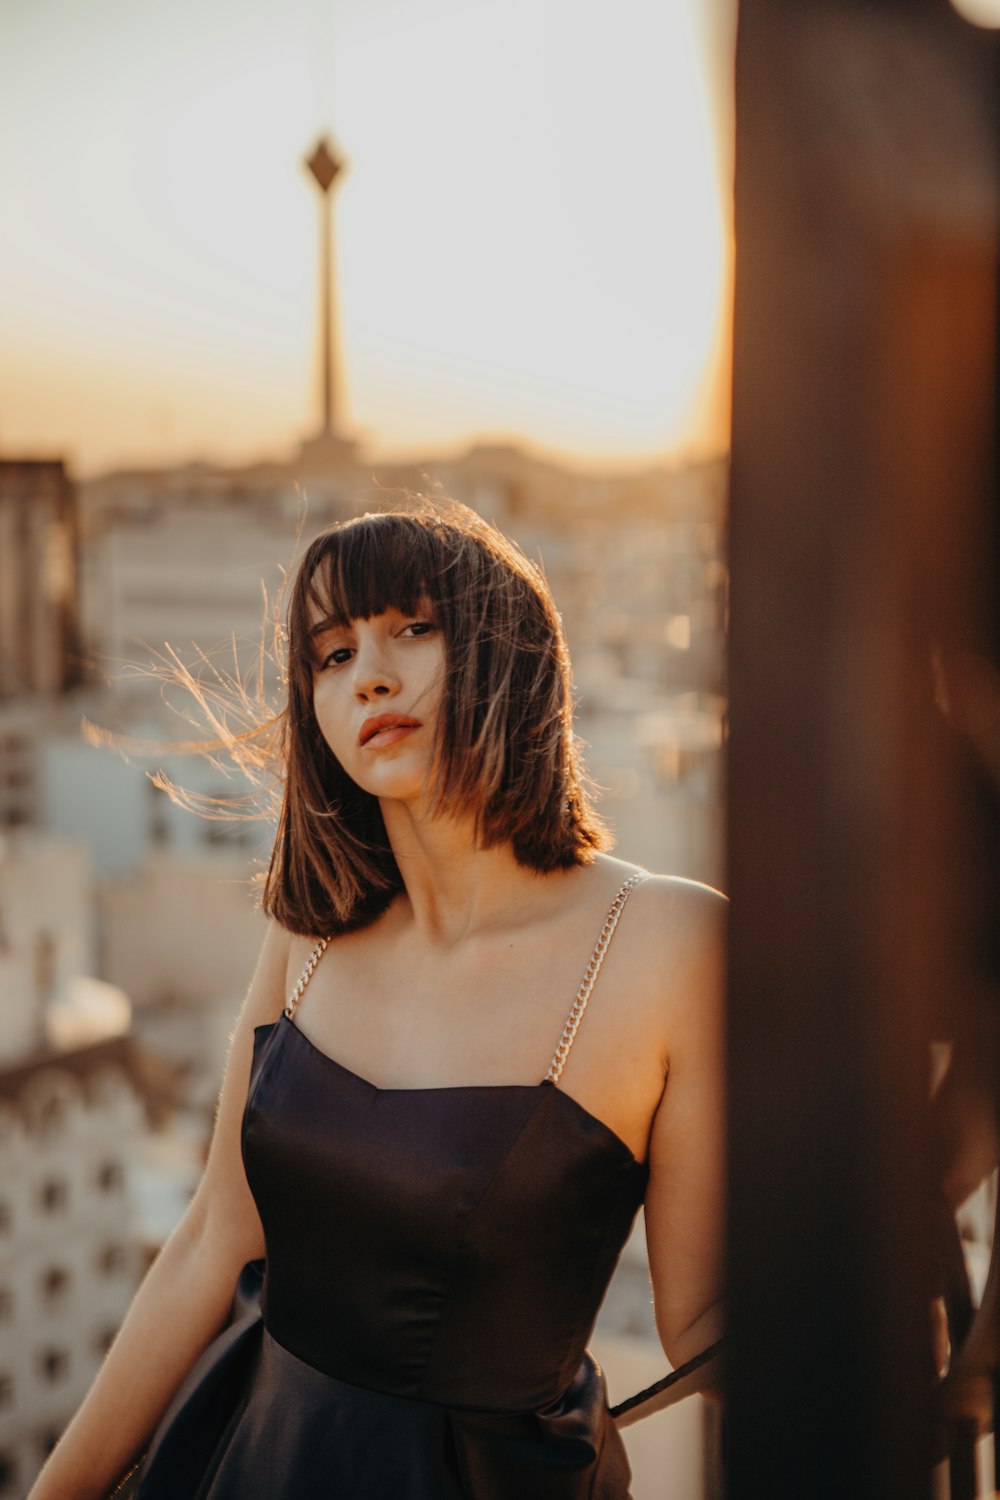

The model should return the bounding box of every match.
[1,0,736,478]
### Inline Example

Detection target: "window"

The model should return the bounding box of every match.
[204,820,250,848]
[38,1094,68,1135]
[0,1288,11,1321]
[97,1161,123,1193]
[39,1349,69,1384]
[39,1179,68,1213]
[97,1244,127,1276]
[0,1202,9,1234]
[0,1374,12,1409]
[40,1267,69,1303]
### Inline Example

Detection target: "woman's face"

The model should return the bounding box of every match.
[309,599,446,806]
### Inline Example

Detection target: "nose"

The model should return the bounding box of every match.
[351,643,399,703]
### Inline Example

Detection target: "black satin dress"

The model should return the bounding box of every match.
[137,881,649,1499]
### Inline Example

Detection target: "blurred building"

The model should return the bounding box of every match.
[100,850,267,1113]
[0,831,187,1499]
[76,447,728,887]
[0,834,95,1063]
[0,1036,177,1500]
[513,506,726,887]
[0,461,84,838]
[0,461,82,703]
[79,484,301,702]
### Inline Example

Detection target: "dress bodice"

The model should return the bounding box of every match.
[241,1012,648,1412]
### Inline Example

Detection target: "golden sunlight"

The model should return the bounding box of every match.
[0,0,735,475]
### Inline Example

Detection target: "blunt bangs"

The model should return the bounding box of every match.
[298,514,441,641]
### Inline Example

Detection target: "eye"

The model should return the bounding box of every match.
[401,620,436,638]
[319,644,353,670]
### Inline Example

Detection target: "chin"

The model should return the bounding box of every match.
[360,772,426,805]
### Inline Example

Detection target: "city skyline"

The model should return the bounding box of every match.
[1,0,735,478]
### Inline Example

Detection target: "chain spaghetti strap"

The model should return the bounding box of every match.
[284,936,331,1019]
[544,870,646,1085]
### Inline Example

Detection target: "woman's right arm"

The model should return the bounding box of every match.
[26,919,294,1500]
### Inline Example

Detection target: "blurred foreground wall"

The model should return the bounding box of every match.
[726,3,999,1498]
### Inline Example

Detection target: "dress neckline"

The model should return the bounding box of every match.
[257,1011,647,1170]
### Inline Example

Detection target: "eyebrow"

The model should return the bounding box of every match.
[308,615,346,638]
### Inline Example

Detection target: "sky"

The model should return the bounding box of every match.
[0,0,736,478]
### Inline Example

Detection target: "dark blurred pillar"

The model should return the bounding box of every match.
[726,4,998,1498]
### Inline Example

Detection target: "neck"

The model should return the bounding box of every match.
[379,799,558,946]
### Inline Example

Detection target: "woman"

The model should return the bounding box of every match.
[30,502,725,1500]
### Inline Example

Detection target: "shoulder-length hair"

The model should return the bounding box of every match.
[263,503,609,936]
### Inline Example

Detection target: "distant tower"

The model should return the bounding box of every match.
[300,136,358,469]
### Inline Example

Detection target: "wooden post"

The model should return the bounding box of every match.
[726,5,998,1496]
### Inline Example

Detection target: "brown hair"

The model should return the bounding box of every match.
[263,502,609,935]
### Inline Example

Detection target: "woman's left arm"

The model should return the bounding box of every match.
[642,881,727,1385]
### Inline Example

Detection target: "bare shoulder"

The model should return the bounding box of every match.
[630,869,727,926]
[608,869,726,1055]
[624,870,727,975]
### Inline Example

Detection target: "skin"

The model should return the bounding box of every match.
[28,605,725,1500]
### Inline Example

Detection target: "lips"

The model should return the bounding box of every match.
[359,712,422,747]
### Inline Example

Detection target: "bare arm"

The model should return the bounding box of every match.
[644,883,726,1389]
[27,920,293,1500]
